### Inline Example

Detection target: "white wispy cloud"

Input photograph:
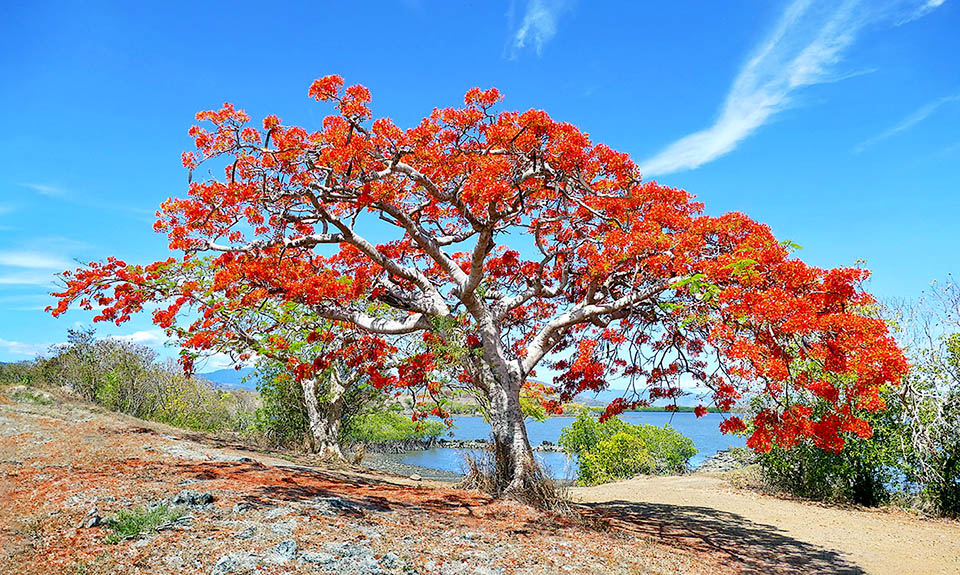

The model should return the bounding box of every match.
[899,0,948,24]
[0,338,53,357]
[0,294,53,311]
[20,183,68,197]
[0,251,73,270]
[640,0,948,178]
[509,0,574,58]
[854,94,960,152]
[0,271,59,286]
[108,330,167,346]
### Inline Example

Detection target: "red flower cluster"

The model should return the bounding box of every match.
[49,77,908,456]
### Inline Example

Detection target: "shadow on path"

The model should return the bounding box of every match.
[587,500,864,575]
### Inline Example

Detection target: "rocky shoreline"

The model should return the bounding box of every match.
[359,437,565,454]
[695,447,756,473]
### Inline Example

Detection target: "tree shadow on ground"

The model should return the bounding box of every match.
[584,500,864,575]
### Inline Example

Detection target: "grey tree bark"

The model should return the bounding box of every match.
[300,371,346,461]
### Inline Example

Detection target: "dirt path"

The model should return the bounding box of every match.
[572,474,960,575]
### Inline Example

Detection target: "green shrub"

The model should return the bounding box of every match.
[250,367,309,449]
[104,505,183,544]
[0,361,41,387]
[577,432,654,485]
[11,389,53,405]
[559,412,696,485]
[345,410,445,443]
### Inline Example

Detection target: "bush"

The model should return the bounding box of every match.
[0,361,41,387]
[344,410,445,444]
[250,367,310,449]
[577,432,654,485]
[559,412,696,485]
[104,505,183,544]
[754,384,905,507]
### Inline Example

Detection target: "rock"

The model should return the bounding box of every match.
[234,526,256,539]
[172,489,214,507]
[300,551,335,564]
[354,555,386,574]
[262,506,295,520]
[265,539,298,563]
[211,553,258,575]
[323,541,374,558]
[79,508,102,528]
[380,552,401,570]
[312,496,366,516]
[156,515,194,531]
[697,448,756,473]
[232,501,254,514]
[409,473,422,481]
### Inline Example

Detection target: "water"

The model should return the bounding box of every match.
[399,412,746,479]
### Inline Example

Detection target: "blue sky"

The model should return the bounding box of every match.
[0,0,957,369]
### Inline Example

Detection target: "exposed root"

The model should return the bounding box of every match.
[458,448,573,514]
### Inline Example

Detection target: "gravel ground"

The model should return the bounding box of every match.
[0,388,729,575]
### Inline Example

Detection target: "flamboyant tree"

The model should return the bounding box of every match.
[51,76,908,495]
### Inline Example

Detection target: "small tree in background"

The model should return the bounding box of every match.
[894,280,960,515]
[51,76,907,497]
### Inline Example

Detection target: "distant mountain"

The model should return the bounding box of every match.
[199,367,260,392]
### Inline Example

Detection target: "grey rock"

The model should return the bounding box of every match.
[697,448,756,473]
[264,539,298,563]
[268,518,298,536]
[211,553,259,574]
[380,552,401,570]
[79,509,102,528]
[323,541,374,558]
[409,473,422,481]
[313,496,365,516]
[157,515,194,531]
[173,489,214,507]
[234,526,256,539]
[354,555,385,574]
[300,551,335,564]
[232,501,254,514]
[262,506,295,520]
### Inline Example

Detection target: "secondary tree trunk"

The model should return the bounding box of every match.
[300,372,345,461]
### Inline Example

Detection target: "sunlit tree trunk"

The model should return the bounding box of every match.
[487,373,540,493]
[300,371,345,461]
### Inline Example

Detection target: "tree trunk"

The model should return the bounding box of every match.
[487,372,540,494]
[301,373,345,461]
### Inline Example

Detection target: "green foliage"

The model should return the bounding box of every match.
[559,412,696,485]
[0,361,41,387]
[753,287,960,516]
[149,371,255,432]
[19,328,257,433]
[577,432,654,485]
[11,388,53,405]
[344,410,445,443]
[250,365,310,449]
[104,505,183,544]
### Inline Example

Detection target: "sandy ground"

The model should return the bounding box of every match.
[573,473,960,575]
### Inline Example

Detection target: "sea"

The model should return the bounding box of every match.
[398,411,746,480]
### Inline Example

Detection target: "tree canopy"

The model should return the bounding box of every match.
[50,76,908,492]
